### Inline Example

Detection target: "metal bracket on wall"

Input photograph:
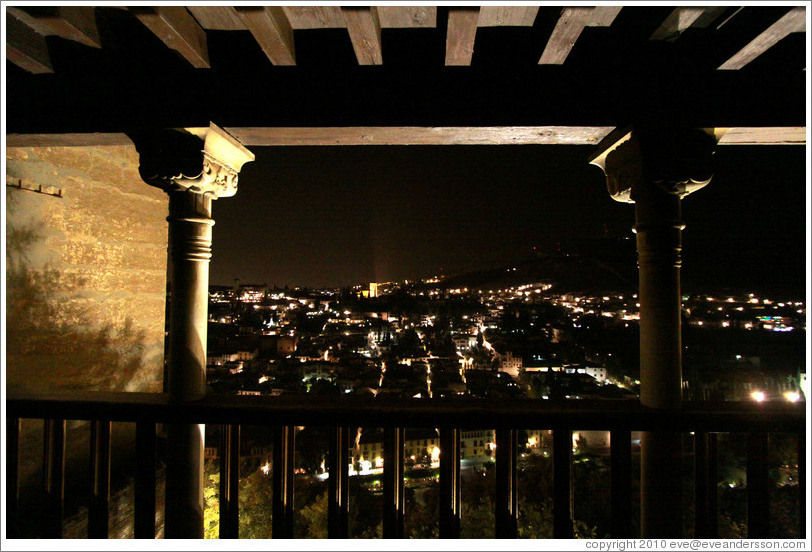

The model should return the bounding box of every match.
[6,176,63,198]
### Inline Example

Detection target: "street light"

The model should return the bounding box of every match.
[784,391,801,403]
[750,390,766,402]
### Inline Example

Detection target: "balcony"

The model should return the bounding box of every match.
[6,392,805,539]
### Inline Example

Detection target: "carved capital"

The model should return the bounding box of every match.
[130,123,254,198]
[589,127,717,203]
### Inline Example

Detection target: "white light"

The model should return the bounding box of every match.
[784,391,801,403]
[750,391,766,402]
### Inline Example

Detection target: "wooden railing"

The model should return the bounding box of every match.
[5,392,806,539]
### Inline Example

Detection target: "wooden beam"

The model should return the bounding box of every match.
[588,7,623,28]
[692,7,730,29]
[224,126,616,146]
[446,8,479,66]
[716,126,806,145]
[9,127,803,149]
[478,6,539,27]
[649,7,707,41]
[5,133,133,147]
[282,6,346,29]
[6,12,54,74]
[187,7,246,31]
[341,7,383,66]
[377,6,436,28]
[719,7,806,70]
[539,7,593,65]
[129,7,209,69]
[539,7,622,64]
[7,7,101,48]
[649,7,729,41]
[235,7,295,66]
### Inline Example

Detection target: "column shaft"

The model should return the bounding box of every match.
[635,188,683,537]
[164,190,213,539]
[635,190,683,409]
[166,190,213,400]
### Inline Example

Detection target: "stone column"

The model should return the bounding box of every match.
[132,123,254,538]
[590,127,716,537]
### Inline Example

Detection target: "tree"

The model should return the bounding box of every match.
[237,470,274,539]
[297,490,328,538]
[203,461,221,539]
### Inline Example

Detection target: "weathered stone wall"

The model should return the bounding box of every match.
[6,144,168,393]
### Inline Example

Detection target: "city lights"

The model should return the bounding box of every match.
[750,391,766,402]
[784,391,801,403]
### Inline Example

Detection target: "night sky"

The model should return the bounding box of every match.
[209,144,808,297]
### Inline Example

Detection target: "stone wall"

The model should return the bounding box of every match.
[6,144,168,393]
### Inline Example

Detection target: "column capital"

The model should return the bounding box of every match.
[589,126,718,203]
[131,122,254,198]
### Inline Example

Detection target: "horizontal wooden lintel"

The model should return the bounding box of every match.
[5,127,806,148]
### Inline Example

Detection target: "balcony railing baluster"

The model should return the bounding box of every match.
[5,394,806,540]
[218,424,240,539]
[7,416,21,538]
[799,431,806,539]
[610,427,632,537]
[88,419,111,538]
[553,428,574,538]
[494,428,518,538]
[438,426,460,538]
[746,432,769,537]
[382,427,404,538]
[272,425,295,538]
[43,418,66,539]
[707,432,719,538]
[134,421,157,539]
[327,426,350,538]
[694,431,709,538]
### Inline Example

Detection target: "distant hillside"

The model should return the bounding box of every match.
[438,249,637,294]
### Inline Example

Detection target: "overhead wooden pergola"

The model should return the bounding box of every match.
[5,5,807,146]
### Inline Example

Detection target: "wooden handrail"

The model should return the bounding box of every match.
[6,393,805,432]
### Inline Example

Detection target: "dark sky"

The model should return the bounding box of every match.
[209,144,808,297]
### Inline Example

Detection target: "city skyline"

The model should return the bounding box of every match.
[210,144,807,295]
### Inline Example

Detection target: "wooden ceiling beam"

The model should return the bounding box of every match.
[649,7,707,41]
[282,7,346,29]
[446,7,480,66]
[129,7,210,69]
[6,6,101,48]
[587,6,623,28]
[649,7,728,41]
[6,12,54,74]
[478,6,539,27]
[225,126,616,146]
[8,127,804,148]
[377,6,436,28]
[235,6,296,66]
[719,7,806,70]
[539,7,622,65]
[716,127,806,145]
[341,7,383,66]
[691,7,730,29]
[538,7,593,65]
[187,7,246,31]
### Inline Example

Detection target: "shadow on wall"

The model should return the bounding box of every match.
[7,185,165,537]
[6,187,160,394]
